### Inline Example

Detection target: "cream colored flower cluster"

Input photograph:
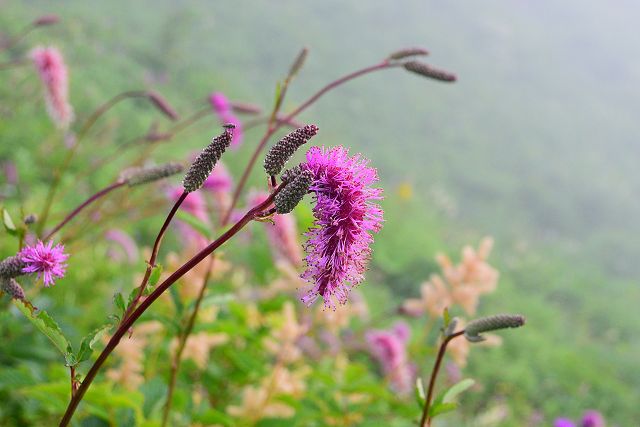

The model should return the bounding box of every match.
[402,237,498,318]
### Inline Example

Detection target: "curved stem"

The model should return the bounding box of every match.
[37,91,148,235]
[42,181,125,241]
[121,191,187,322]
[420,330,465,427]
[222,60,399,224]
[58,187,281,426]
[0,25,33,52]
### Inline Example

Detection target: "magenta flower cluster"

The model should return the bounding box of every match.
[554,410,606,427]
[19,240,69,287]
[300,146,383,309]
[30,46,74,129]
[366,321,415,395]
[209,92,243,147]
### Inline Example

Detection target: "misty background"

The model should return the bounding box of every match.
[2,0,639,423]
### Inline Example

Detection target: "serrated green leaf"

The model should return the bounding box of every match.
[429,401,458,418]
[113,292,125,315]
[76,324,112,363]
[176,211,211,239]
[442,378,475,403]
[13,300,73,364]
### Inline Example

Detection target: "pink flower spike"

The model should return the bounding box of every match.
[222,113,243,148]
[209,92,231,116]
[208,92,243,147]
[19,240,69,287]
[366,322,414,395]
[30,46,74,129]
[300,146,383,309]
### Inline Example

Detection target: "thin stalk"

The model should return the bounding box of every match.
[0,25,34,52]
[58,187,281,426]
[43,181,125,241]
[161,255,214,427]
[222,60,399,224]
[420,330,465,427]
[121,191,188,322]
[0,58,29,70]
[37,91,148,235]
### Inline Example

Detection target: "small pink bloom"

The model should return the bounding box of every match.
[167,186,210,248]
[208,92,243,148]
[104,229,138,263]
[581,410,605,427]
[249,191,303,266]
[19,240,69,287]
[209,92,231,115]
[366,321,414,395]
[30,46,74,129]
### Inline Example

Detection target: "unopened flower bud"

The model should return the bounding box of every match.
[183,126,234,192]
[288,47,309,78]
[1,278,25,300]
[403,61,457,82]
[0,256,25,279]
[147,91,179,121]
[275,169,313,214]
[32,14,59,27]
[121,162,184,187]
[264,125,319,176]
[388,47,429,60]
[464,314,525,342]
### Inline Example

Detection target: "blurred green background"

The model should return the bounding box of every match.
[1,0,639,425]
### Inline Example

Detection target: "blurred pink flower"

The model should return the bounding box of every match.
[209,91,243,147]
[104,229,138,263]
[166,186,210,248]
[581,410,605,427]
[249,191,303,266]
[366,321,414,395]
[203,161,233,212]
[30,46,74,129]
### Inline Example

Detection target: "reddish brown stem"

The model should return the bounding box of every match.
[122,191,188,321]
[43,181,126,241]
[58,187,281,426]
[420,330,465,427]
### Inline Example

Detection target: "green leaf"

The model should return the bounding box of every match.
[148,263,163,288]
[169,286,183,315]
[196,408,234,426]
[113,292,126,315]
[198,293,235,309]
[415,377,426,408]
[176,211,211,239]
[2,208,17,235]
[442,378,475,403]
[13,300,74,365]
[443,307,451,328]
[76,324,112,363]
[429,401,458,418]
